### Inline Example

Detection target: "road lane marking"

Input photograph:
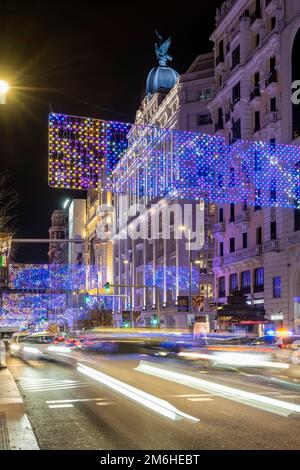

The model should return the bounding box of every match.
[188,398,214,402]
[77,362,199,423]
[136,361,300,417]
[168,394,214,398]
[46,398,107,404]
[20,385,91,392]
[96,402,112,406]
[48,404,74,409]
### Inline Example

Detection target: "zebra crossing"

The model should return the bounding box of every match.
[17,377,91,393]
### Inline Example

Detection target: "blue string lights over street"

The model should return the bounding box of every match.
[49,113,300,208]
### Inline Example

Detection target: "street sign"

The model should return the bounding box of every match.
[177,296,189,312]
[132,311,141,322]
[122,310,131,323]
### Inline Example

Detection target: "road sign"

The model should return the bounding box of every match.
[177,296,189,312]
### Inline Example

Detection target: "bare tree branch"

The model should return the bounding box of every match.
[0,172,18,260]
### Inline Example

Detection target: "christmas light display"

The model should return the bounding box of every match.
[0,292,67,328]
[144,265,202,291]
[49,113,300,208]
[49,113,130,190]
[9,263,98,291]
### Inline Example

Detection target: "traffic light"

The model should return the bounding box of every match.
[104,282,110,293]
[151,314,158,326]
[83,293,90,304]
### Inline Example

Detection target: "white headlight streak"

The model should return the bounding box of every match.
[135,362,300,417]
[76,362,199,423]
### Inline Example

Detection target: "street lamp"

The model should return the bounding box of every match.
[179,226,192,315]
[0,80,9,104]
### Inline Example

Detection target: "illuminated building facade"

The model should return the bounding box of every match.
[209,0,300,331]
[112,51,216,328]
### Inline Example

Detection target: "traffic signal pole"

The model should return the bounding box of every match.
[108,283,161,327]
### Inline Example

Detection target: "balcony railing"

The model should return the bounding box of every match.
[254,284,264,293]
[263,111,278,127]
[263,239,280,252]
[265,70,277,88]
[249,86,261,101]
[224,110,231,123]
[216,54,224,66]
[223,245,262,264]
[241,286,251,294]
[250,9,262,25]
[213,222,225,233]
[236,209,250,224]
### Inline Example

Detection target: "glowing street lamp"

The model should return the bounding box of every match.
[0,80,10,104]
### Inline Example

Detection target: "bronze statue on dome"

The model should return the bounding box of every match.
[155,30,173,67]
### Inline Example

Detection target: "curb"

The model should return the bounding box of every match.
[0,367,39,450]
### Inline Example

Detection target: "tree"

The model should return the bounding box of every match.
[0,172,17,261]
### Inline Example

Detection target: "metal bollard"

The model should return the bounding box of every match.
[0,339,7,368]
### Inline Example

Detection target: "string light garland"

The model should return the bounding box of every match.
[49,113,300,209]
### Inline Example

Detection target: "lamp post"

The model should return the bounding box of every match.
[0,80,9,105]
[180,226,192,316]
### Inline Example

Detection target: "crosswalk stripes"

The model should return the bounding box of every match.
[17,377,90,393]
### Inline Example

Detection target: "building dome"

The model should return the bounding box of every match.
[146,65,179,96]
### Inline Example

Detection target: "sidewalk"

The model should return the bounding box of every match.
[0,366,39,450]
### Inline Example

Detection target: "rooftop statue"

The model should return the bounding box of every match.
[155,30,173,67]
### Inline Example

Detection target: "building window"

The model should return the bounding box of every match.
[199,89,212,101]
[270,97,277,112]
[197,113,212,125]
[219,207,224,222]
[254,267,264,291]
[270,221,277,240]
[241,270,251,290]
[231,118,241,143]
[256,226,262,245]
[230,273,238,292]
[273,276,281,298]
[218,276,225,298]
[243,232,248,249]
[229,237,235,253]
[219,241,224,257]
[255,33,260,48]
[232,82,241,105]
[254,111,260,132]
[230,203,235,222]
[271,16,276,30]
[231,45,240,69]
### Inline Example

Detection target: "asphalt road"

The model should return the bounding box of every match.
[8,353,300,450]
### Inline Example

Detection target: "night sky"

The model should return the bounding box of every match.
[0,0,221,263]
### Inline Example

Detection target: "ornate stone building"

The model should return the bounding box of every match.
[208,0,300,331]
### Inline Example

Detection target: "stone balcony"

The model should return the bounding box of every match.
[250,9,263,32]
[223,245,262,265]
[263,239,280,252]
[265,0,280,15]
[265,70,277,95]
[214,222,225,233]
[249,86,261,108]
[263,111,279,128]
